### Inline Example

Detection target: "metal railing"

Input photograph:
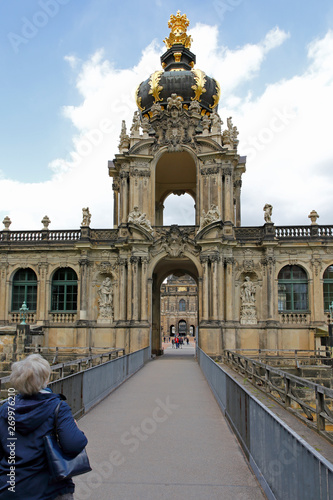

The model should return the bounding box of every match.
[0,348,125,390]
[197,347,333,500]
[223,349,333,437]
[1,347,150,418]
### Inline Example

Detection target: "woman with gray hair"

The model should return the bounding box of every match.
[0,354,88,499]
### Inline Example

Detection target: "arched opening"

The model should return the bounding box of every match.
[156,259,199,354]
[178,320,187,335]
[163,193,195,226]
[155,151,197,226]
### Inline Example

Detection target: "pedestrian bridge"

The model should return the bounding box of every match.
[34,345,333,499]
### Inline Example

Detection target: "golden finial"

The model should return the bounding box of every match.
[163,10,192,50]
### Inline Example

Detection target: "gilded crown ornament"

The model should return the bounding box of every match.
[163,10,192,49]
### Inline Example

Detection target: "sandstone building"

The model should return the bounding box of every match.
[0,11,333,357]
[160,274,198,339]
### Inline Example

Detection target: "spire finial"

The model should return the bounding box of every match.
[163,11,192,50]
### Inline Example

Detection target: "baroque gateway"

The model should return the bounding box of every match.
[1,11,333,357]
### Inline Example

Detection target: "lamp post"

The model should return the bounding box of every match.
[19,301,29,325]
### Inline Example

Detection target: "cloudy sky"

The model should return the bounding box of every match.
[0,0,332,229]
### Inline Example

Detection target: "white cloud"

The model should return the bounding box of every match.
[0,25,332,231]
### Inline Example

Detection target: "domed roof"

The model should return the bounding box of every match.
[135,11,221,117]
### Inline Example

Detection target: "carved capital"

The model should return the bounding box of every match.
[223,167,232,176]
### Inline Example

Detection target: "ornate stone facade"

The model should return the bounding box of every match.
[160,275,198,339]
[0,11,333,358]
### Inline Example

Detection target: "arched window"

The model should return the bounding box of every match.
[278,265,308,312]
[51,268,78,312]
[179,299,186,311]
[323,265,333,312]
[12,268,37,311]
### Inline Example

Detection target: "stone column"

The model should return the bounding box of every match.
[37,262,49,322]
[127,257,132,320]
[201,256,209,320]
[79,257,90,321]
[119,258,127,320]
[131,256,139,321]
[218,253,225,320]
[223,167,233,223]
[120,172,129,224]
[262,252,276,320]
[141,258,148,321]
[234,179,242,227]
[112,178,120,228]
[311,257,323,320]
[225,257,234,321]
[0,262,9,321]
[211,255,219,320]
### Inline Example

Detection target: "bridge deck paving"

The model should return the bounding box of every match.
[74,345,266,500]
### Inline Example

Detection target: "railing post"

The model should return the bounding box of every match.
[285,376,291,407]
[316,387,326,431]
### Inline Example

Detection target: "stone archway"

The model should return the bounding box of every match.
[154,150,197,226]
[151,255,199,355]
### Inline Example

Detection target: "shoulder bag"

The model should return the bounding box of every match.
[44,402,92,483]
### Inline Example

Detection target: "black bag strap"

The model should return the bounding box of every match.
[53,401,62,436]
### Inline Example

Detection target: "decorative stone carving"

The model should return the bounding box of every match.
[118,120,130,152]
[263,203,273,223]
[240,276,257,324]
[162,226,186,257]
[2,216,12,230]
[130,111,140,137]
[128,206,153,234]
[201,113,211,135]
[41,216,51,229]
[199,204,221,231]
[151,226,199,258]
[210,111,222,134]
[167,93,183,111]
[222,117,239,149]
[308,210,319,225]
[148,93,201,152]
[81,207,91,227]
[311,256,322,277]
[97,277,114,321]
[151,102,163,118]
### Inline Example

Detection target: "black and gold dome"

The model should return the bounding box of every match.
[135,11,221,117]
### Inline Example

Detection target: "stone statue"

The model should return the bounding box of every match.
[128,206,153,234]
[118,120,130,151]
[210,111,222,133]
[241,276,256,304]
[98,277,113,320]
[223,117,238,148]
[199,204,221,230]
[130,111,140,136]
[263,204,273,223]
[81,207,91,227]
[240,276,257,324]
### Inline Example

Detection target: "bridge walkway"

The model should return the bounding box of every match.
[74,345,266,500]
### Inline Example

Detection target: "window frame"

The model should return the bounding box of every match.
[11,268,38,312]
[323,265,333,312]
[51,268,78,313]
[278,265,308,313]
[179,299,186,312]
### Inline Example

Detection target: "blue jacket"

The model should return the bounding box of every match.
[0,390,88,500]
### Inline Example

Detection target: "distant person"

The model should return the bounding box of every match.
[0,354,88,500]
[172,338,175,348]
[175,337,179,349]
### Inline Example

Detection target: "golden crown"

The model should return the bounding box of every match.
[163,10,192,50]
